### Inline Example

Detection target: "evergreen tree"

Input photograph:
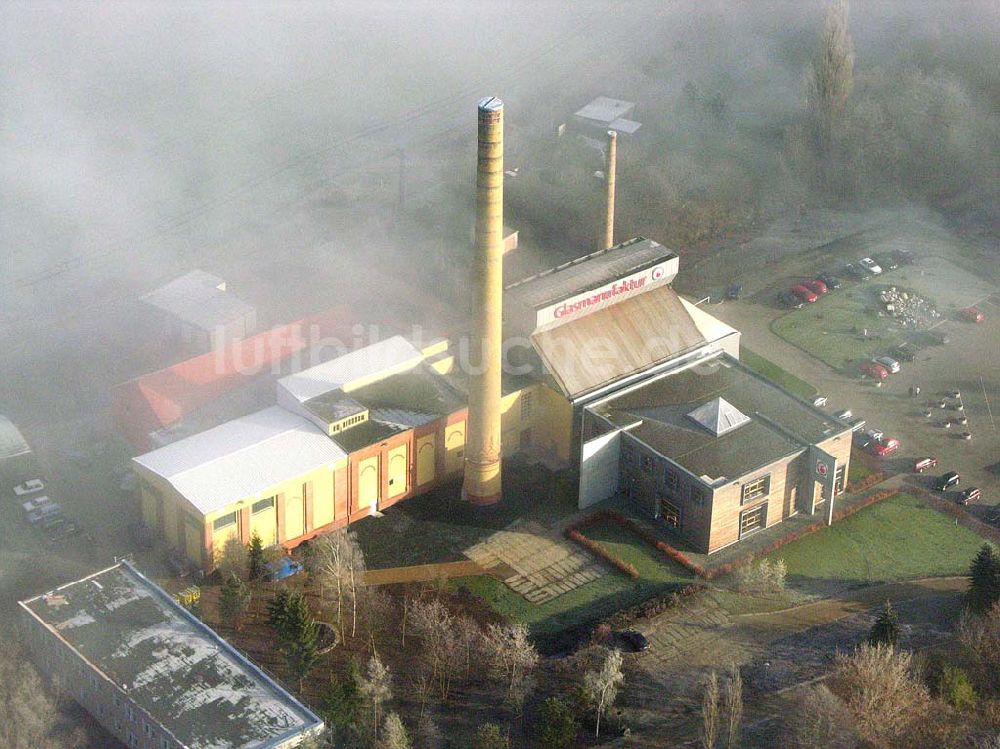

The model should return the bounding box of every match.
[248,531,266,581]
[219,573,250,630]
[475,723,509,749]
[868,600,901,648]
[968,544,1000,614]
[378,712,411,749]
[807,0,855,172]
[280,593,320,690]
[538,697,578,749]
[324,659,364,744]
[267,589,292,636]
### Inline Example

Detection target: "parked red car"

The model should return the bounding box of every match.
[806,279,829,295]
[961,306,985,323]
[871,437,901,457]
[860,361,889,380]
[913,456,939,473]
[791,284,818,303]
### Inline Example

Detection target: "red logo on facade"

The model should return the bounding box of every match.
[816,460,828,477]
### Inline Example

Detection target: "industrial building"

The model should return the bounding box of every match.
[19,560,323,749]
[141,270,257,351]
[131,96,849,570]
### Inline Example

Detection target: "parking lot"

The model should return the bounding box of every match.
[712,247,1000,516]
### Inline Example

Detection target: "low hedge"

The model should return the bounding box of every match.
[567,510,707,578]
[845,470,889,494]
[565,528,639,579]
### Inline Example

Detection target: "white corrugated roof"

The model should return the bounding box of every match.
[0,414,31,459]
[574,96,635,124]
[133,406,346,514]
[370,408,438,430]
[686,397,750,437]
[141,270,254,331]
[277,336,424,404]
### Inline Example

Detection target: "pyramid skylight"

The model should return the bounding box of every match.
[686,397,750,437]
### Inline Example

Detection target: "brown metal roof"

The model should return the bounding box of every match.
[531,285,706,399]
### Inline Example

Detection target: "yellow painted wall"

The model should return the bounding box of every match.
[535,384,573,462]
[358,456,379,511]
[250,499,277,547]
[444,421,466,473]
[285,493,305,539]
[416,433,436,486]
[387,444,408,499]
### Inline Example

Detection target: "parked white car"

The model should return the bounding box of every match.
[13,479,44,496]
[812,396,828,407]
[835,409,852,420]
[859,257,883,274]
[22,495,54,513]
[874,355,901,373]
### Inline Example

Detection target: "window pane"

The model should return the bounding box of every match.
[251,497,274,514]
[212,512,237,532]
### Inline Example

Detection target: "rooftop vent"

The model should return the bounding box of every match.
[687,397,750,437]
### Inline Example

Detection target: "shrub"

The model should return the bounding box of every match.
[735,559,787,595]
[932,665,976,711]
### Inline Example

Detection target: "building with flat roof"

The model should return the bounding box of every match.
[581,356,852,553]
[571,96,642,136]
[19,560,323,749]
[141,270,257,351]
[132,236,843,570]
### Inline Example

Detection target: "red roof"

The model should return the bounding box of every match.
[113,307,354,450]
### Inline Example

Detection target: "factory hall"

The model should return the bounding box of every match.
[130,97,851,571]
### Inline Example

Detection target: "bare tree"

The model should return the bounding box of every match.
[415,713,444,749]
[583,647,624,739]
[724,664,743,749]
[313,531,348,630]
[701,670,720,749]
[483,622,540,698]
[0,646,88,749]
[455,615,482,679]
[360,652,394,741]
[789,684,858,749]
[345,530,366,637]
[830,644,928,746]
[807,0,855,169]
[958,603,1000,691]
[410,598,452,697]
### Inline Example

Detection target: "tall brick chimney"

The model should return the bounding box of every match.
[463,97,504,506]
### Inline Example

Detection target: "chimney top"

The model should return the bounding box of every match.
[478,96,503,113]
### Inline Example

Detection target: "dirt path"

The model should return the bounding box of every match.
[611,576,967,748]
[364,560,490,585]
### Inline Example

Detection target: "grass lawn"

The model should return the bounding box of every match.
[770,285,904,371]
[848,460,873,485]
[457,520,694,647]
[741,348,817,400]
[764,493,986,587]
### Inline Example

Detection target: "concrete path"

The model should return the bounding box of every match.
[363,560,489,586]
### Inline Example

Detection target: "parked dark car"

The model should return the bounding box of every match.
[958,487,981,506]
[892,248,915,265]
[817,272,842,289]
[891,343,916,362]
[615,630,650,652]
[726,283,743,300]
[936,471,960,490]
[46,519,83,544]
[777,291,804,309]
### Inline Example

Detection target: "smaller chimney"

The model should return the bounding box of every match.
[601,129,617,251]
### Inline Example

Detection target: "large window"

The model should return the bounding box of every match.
[252,497,274,514]
[739,503,767,537]
[660,499,681,528]
[640,454,655,474]
[664,467,678,496]
[741,475,770,504]
[690,485,706,507]
[521,391,533,419]
[212,512,237,533]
